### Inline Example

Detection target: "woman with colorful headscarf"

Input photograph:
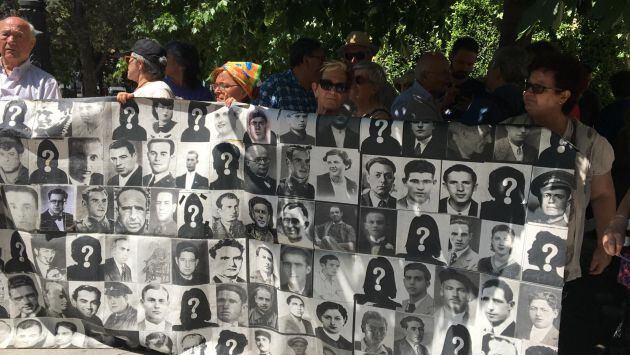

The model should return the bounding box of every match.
[210,61,262,106]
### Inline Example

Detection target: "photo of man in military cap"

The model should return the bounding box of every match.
[103,282,138,330]
[527,169,575,227]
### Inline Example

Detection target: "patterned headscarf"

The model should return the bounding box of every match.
[210,61,262,99]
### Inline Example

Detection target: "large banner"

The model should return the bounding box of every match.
[0,98,578,354]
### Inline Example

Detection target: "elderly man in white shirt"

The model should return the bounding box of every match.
[0,16,60,99]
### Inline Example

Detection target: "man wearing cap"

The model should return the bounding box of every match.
[0,16,61,99]
[434,268,476,335]
[287,337,309,355]
[116,39,174,104]
[528,170,574,227]
[254,330,274,355]
[104,282,138,330]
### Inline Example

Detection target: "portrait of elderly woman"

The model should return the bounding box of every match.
[243,108,277,145]
[316,149,358,202]
[527,169,575,227]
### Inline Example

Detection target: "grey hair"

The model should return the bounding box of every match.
[353,61,389,105]
[0,16,37,39]
[133,53,165,80]
[489,46,528,85]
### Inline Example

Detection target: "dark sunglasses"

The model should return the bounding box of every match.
[524,81,563,94]
[345,51,366,61]
[319,79,348,93]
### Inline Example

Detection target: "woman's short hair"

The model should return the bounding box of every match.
[353,61,389,104]
[528,53,587,114]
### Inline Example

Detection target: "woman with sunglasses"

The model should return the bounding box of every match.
[349,62,391,119]
[504,52,617,282]
[312,60,351,115]
[209,61,262,107]
[116,39,174,103]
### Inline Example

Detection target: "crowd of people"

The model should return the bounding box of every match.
[2,13,630,353]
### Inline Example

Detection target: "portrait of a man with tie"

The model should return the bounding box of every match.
[102,237,134,282]
[175,149,209,190]
[39,187,74,232]
[360,157,396,209]
[493,125,538,163]
[478,278,516,337]
[401,120,447,159]
[142,138,176,187]
[397,262,434,315]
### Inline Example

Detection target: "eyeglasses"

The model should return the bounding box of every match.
[247,157,270,165]
[319,79,348,93]
[345,51,367,61]
[354,75,372,85]
[211,82,241,91]
[524,81,563,94]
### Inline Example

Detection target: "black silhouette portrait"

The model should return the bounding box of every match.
[0,100,31,138]
[401,214,446,266]
[173,287,218,331]
[210,142,244,190]
[178,193,210,239]
[66,235,103,281]
[522,231,566,287]
[4,231,35,273]
[215,330,248,355]
[480,166,526,224]
[361,119,401,156]
[440,324,472,355]
[29,139,69,184]
[181,101,211,142]
[355,256,402,309]
[112,100,146,141]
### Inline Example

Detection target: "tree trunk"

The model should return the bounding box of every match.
[499,0,530,47]
[70,0,99,97]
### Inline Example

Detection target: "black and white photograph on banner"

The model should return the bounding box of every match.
[312,201,357,252]
[65,234,104,281]
[249,328,281,355]
[243,193,277,243]
[277,111,317,145]
[171,239,209,286]
[102,235,136,282]
[493,125,541,164]
[394,260,437,315]
[28,233,67,281]
[276,198,315,249]
[360,155,397,209]
[316,115,360,149]
[6,274,43,318]
[209,141,245,190]
[248,239,280,288]
[104,139,143,187]
[359,117,403,156]
[101,281,140,331]
[438,161,489,217]
[393,311,434,355]
[27,138,69,184]
[436,323,473,355]
[446,215,482,271]
[136,283,175,332]
[479,162,533,225]
[446,122,494,161]
[354,254,402,310]
[247,283,278,329]
[243,106,279,145]
[111,100,146,141]
[526,167,575,228]
[137,98,179,140]
[311,146,360,204]
[244,144,277,196]
[401,120,448,159]
[71,101,112,138]
[68,137,105,185]
[9,318,51,348]
[177,328,214,354]
[477,221,524,279]
[313,299,354,352]
[0,136,29,185]
[522,341,558,354]
[148,188,178,236]
[536,128,577,170]
[353,305,395,355]
[1,230,35,273]
[276,291,316,336]
[137,237,171,284]
[395,211,449,266]
[357,207,397,256]
[139,331,176,353]
[210,190,248,239]
[289,335,327,355]
[67,281,105,325]
[480,333,522,355]
[215,284,249,328]
[177,191,211,239]
[75,186,115,233]
[210,105,246,141]
[0,318,11,348]
[171,284,218,331]
[42,317,87,349]
[476,275,520,339]
[215,328,250,355]
[0,276,9,317]
[113,187,150,235]
[209,238,247,283]
[180,101,214,142]
[0,99,35,138]
[31,100,73,138]
[38,185,75,232]
[175,142,210,190]
[276,144,315,199]
[279,245,313,297]
[521,224,567,288]
[141,138,177,188]
[2,186,40,232]
[312,250,358,303]
[515,283,562,348]
[394,157,442,213]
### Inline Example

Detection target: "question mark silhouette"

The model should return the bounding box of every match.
[557,138,567,154]
[81,245,94,268]
[501,177,517,204]
[191,108,203,131]
[541,243,559,272]
[123,107,136,130]
[416,227,430,252]
[452,336,465,355]
[7,105,23,127]
[41,149,54,172]
[374,120,388,143]
[225,339,237,355]
[15,241,25,262]
[187,204,200,228]
[372,267,385,291]
[220,152,233,175]
[188,297,200,319]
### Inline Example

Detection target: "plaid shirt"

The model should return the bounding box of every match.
[255,69,317,112]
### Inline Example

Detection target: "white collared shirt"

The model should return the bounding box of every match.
[331,126,346,147]
[118,165,139,186]
[446,198,472,215]
[142,319,167,331]
[185,170,196,189]
[1,59,61,100]
[529,325,554,343]
[218,319,239,327]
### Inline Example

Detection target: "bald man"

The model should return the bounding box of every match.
[391,52,451,122]
[0,16,60,99]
